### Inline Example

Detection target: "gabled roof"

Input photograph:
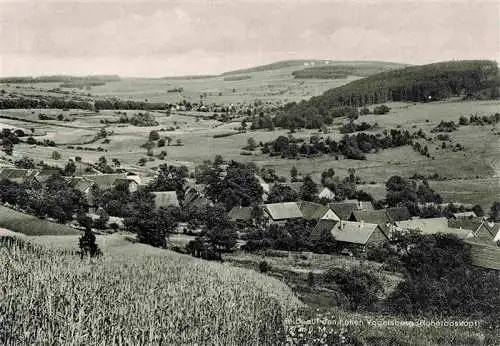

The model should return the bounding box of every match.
[494,227,500,243]
[112,178,138,186]
[0,168,38,182]
[282,182,303,193]
[350,209,391,225]
[263,202,302,221]
[452,211,477,219]
[396,217,451,235]
[151,191,180,209]
[318,187,335,200]
[81,174,128,190]
[485,222,500,236]
[329,201,359,220]
[331,221,385,245]
[311,219,338,240]
[385,207,412,221]
[298,201,330,220]
[358,201,374,211]
[448,218,484,233]
[228,206,254,221]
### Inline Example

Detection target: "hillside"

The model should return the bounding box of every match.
[0,234,301,345]
[295,60,499,112]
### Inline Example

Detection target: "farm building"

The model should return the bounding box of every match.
[396,217,472,239]
[112,178,139,193]
[151,191,180,209]
[298,201,340,221]
[0,168,39,184]
[183,185,212,209]
[330,221,389,249]
[385,207,412,221]
[318,187,335,200]
[263,202,302,224]
[80,173,128,190]
[451,211,478,219]
[349,209,393,236]
[329,201,359,220]
[311,219,339,240]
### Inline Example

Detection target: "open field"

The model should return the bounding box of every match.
[4,231,496,345]
[2,61,406,105]
[0,235,301,345]
[0,206,80,236]
[3,99,499,208]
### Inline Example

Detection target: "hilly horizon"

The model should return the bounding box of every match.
[1,59,409,80]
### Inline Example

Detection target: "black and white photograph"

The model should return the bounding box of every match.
[0,0,499,344]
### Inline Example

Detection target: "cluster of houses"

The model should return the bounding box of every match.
[2,166,499,253]
[229,198,500,252]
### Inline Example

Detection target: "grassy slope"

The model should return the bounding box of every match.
[0,235,302,345]
[0,205,80,236]
[3,231,497,345]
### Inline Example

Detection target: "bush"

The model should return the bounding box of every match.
[322,267,383,311]
[373,105,390,115]
[259,260,270,273]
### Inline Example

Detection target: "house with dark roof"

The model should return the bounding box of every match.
[329,201,359,220]
[263,202,302,224]
[311,219,339,240]
[385,207,412,221]
[450,219,499,245]
[349,209,393,237]
[298,201,340,221]
[151,191,180,209]
[330,221,389,250]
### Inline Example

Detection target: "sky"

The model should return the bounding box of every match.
[0,0,498,77]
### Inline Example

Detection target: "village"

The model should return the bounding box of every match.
[1,157,499,269]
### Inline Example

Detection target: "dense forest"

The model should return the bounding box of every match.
[279,60,499,129]
[291,62,404,79]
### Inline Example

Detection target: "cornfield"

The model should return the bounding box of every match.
[0,236,302,345]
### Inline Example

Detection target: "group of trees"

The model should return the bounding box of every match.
[459,113,500,126]
[0,175,86,223]
[385,176,442,212]
[339,121,373,134]
[1,128,20,155]
[0,95,172,111]
[261,129,417,161]
[195,157,263,211]
[383,233,499,329]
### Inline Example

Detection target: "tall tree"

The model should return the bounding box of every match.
[300,175,318,202]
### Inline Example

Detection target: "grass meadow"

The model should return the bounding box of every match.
[0,206,80,236]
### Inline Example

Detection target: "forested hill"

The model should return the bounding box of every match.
[299,60,499,111]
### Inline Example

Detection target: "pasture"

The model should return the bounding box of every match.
[2,82,499,209]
